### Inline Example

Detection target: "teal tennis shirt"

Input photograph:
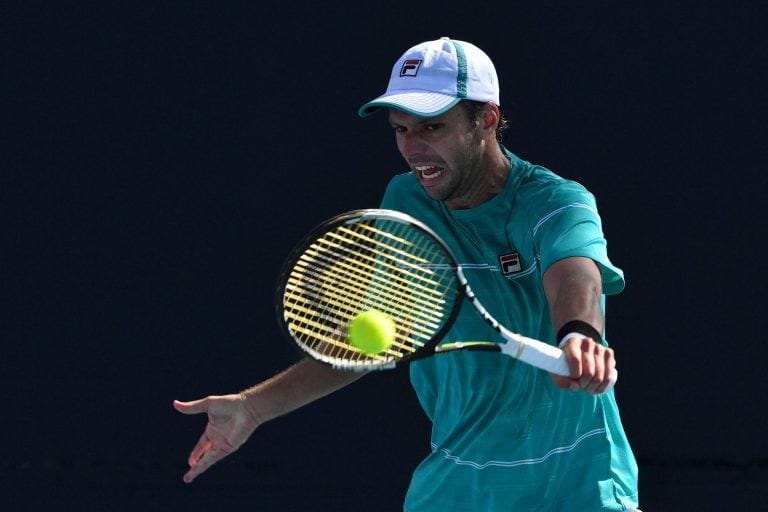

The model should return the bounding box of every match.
[380,149,639,511]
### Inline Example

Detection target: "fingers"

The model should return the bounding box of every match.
[175,395,247,483]
[559,337,617,395]
[577,341,601,393]
[188,430,213,466]
[183,446,229,483]
[174,398,217,483]
[173,398,208,415]
[183,429,239,483]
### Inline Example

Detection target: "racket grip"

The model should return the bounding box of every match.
[503,334,618,393]
[507,337,570,376]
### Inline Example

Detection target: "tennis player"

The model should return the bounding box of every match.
[175,37,640,511]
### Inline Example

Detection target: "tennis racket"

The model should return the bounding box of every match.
[275,209,571,376]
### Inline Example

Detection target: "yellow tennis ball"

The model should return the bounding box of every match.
[347,310,396,354]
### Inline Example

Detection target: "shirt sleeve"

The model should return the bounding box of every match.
[533,183,625,295]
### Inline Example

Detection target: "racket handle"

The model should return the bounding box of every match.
[500,332,618,393]
[500,334,570,376]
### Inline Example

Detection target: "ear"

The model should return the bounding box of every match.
[481,102,501,135]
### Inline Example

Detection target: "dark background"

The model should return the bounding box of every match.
[5,2,767,510]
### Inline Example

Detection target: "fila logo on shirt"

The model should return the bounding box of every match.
[499,252,522,275]
[400,59,422,77]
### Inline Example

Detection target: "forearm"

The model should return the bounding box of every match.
[543,257,604,334]
[239,358,366,425]
[549,277,603,332]
[543,257,618,394]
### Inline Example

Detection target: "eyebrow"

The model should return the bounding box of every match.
[389,114,443,128]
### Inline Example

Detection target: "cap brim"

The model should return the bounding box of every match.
[358,91,461,118]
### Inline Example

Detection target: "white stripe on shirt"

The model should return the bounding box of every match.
[532,202,597,237]
[430,427,606,470]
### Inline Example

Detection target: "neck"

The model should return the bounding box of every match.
[445,144,511,209]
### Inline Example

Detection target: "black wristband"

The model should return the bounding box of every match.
[556,320,603,344]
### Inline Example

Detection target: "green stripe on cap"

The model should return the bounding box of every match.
[451,41,468,99]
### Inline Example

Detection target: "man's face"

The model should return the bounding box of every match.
[388,105,486,209]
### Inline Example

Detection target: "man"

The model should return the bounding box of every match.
[175,37,640,511]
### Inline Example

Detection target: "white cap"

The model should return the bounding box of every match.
[358,37,500,118]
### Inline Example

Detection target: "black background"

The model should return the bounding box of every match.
[5,2,767,510]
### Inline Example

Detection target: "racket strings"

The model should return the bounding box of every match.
[282,217,458,367]
[288,263,440,338]
[298,245,447,325]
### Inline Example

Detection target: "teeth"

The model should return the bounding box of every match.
[415,166,443,180]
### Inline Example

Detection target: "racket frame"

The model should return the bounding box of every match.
[275,209,569,377]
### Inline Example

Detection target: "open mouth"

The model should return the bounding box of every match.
[414,165,444,181]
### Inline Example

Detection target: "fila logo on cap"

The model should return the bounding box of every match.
[400,59,422,77]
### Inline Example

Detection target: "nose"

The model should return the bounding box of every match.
[398,131,427,160]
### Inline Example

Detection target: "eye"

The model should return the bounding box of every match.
[425,123,442,131]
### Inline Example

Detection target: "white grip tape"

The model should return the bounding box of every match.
[498,333,569,376]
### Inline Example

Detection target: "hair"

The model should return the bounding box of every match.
[461,100,510,143]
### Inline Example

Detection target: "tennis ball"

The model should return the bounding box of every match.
[347,310,396,354]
